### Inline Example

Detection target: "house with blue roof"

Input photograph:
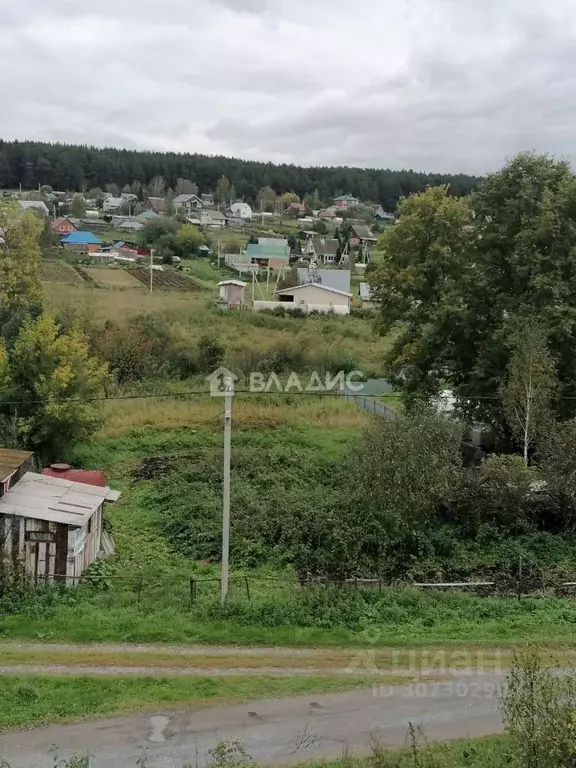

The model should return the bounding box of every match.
[61,231,103,252]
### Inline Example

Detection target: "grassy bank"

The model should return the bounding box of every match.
[2,404,576,647]
[316,737,512,768]
[0,674,383,730]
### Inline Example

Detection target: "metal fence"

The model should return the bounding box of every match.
[340,391,396,419]
[12,570,576,608]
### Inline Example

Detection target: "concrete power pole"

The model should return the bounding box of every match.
[221,377,233,604]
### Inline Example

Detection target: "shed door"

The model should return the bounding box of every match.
[55,524,68,578]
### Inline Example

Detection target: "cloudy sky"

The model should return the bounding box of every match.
[1,0,576,174]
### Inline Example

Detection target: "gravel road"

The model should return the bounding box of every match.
[0,672,504,768]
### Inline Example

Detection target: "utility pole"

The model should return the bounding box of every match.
[221,376,233,604]
[149,249,154,293]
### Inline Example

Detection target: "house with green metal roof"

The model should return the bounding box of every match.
[244,242,290,269]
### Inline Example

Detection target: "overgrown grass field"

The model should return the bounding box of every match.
[2,399,576,648]
[42,278,389,377]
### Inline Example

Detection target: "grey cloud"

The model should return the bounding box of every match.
[213,0,273,11]
[1,0,576,173]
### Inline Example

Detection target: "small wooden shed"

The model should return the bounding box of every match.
[217,280,246,309]
[0,472,120,584]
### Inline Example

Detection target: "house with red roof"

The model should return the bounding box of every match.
[50,217,77,236]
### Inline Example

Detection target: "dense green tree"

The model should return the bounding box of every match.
[289,407,464,578]
[0,152,12,187]
[215,175,231,205]
[372,154,576,430]
[312,219,328,235]
[176,224,205,255]
[371,185,471,400]
[138,217,179,247]
[175,178,198,196]
[256,186,277,212]
[69,195,87,218]
[3,314,108,459]
[0,201,43,319]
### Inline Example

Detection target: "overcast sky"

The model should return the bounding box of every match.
[1,0,576,174]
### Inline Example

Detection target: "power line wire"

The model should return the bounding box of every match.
[1,388,576,407]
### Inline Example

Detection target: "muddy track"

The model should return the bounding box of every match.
[0,672,504,768]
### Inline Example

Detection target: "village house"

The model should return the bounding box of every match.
[244,241,290,270]
[288,202,305,216]
[144,197,167,215]
[230,202,252,220]
[200,209,226,228]
[18,200,49,216]
[201,193,215,206]
[305,236,339,265]
[137,210,161,223]
[273,283,351,315]
[318,206,339,219]
[297,267,351,294]
[348,224,377,249]
[0,468,120,585]
[253,268,352,315]
[359,282,379,309]
[173,194,203,215]
[226,215,246,228]
[334,194,359,211]
[60,230,103,253]
[102,196,124,213]
[50,217,77,236]
[117,218,143,233]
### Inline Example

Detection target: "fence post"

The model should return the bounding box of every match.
[517,556,523,601]
[136,576,143,605]
[190,578,197,607]
[245,576,251,601]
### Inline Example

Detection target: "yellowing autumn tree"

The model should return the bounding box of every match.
[6,314,109,459]
[0,200,42,316]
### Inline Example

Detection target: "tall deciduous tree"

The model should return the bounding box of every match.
[372,153,576,428]
[371,185,471,400]
[256,185,277,212]
[148,175,166,197]
[69,195,87,218]
[175,178,198,196]
[503,322,558,464]
[215,175,231,205]
[3,315,108,459]
[0,201,42,318]
[175,224,205,255]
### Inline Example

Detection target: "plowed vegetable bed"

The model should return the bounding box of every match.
[130,269,201,292]
[40,262,83,284]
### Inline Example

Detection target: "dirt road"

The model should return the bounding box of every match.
[0,673,503,768]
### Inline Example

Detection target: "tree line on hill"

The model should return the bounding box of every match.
[0,139,482,210]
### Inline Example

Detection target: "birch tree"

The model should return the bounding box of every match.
[503,323,558,464]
